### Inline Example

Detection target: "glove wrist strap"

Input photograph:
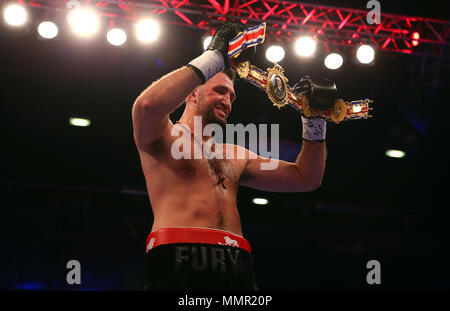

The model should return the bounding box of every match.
[301,116,327,141]
[188,50,225,83]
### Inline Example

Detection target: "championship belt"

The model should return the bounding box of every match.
[228,23,373,124]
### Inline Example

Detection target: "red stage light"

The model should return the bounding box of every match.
[412,32,420,40]
[412,40,419,46]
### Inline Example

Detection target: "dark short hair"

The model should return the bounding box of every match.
[223,67,236,84]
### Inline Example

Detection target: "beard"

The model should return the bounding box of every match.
[197,95,228,131]
[196,88,228,131]
[204,105,227,130]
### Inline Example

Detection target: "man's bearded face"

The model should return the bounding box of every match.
[196,72,235,130]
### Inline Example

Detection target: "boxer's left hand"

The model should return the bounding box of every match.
[301,115,326,142]
[293,76,337,111]
[293,76,334,142]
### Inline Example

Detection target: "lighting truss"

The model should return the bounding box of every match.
[11,0,450,58]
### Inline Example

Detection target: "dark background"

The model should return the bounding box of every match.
[1,0,449,291]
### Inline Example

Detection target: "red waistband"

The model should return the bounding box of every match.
[146,227,251,253]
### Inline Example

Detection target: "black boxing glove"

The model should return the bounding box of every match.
[207,22,246,63]
[293,76,337,111]
[188,22,246,83]
[293,76,336,142]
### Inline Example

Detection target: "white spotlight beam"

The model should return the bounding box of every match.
[4,4,28,27]
[136,19,160,43]
[324,53,343,69]
[69,117,91,127]
[385,149,405,158]
[356,45,375,64]
[38,21,59,39]
[294,36,316,57]
[252,198,269,205]
[67,7,101,37]
[107,28,127,46]
[266,45,285,63]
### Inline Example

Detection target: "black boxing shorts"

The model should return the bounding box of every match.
[144,227,258,291]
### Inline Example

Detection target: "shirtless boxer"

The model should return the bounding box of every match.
[132,23,328,291]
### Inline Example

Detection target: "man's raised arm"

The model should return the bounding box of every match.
[240,77,337,192]
[132,22,247,150]
[132,67,202,150]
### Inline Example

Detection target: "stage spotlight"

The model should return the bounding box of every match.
[266,45,285,63]
[252,198,269,205]
[356,44,375,64]
[294,36,316,57]
[107,28,127,46]
[136,19,160,43]
[203,36,212,50]
[69,117,91,127]
[385,149,405,159]
[410,31,420,46]
[4,4,28,27]
[38,21,59,39]
[324,53,343,70]
[67,7,100,37]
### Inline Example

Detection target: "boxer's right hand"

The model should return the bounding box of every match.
[188,22,247,83]
[206,22,246,67]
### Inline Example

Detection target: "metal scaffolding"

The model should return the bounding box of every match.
[15,0,450,58]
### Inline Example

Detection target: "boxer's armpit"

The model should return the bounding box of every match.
[145,136,167,161]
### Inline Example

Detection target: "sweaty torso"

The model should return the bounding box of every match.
[138,122,248,237]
